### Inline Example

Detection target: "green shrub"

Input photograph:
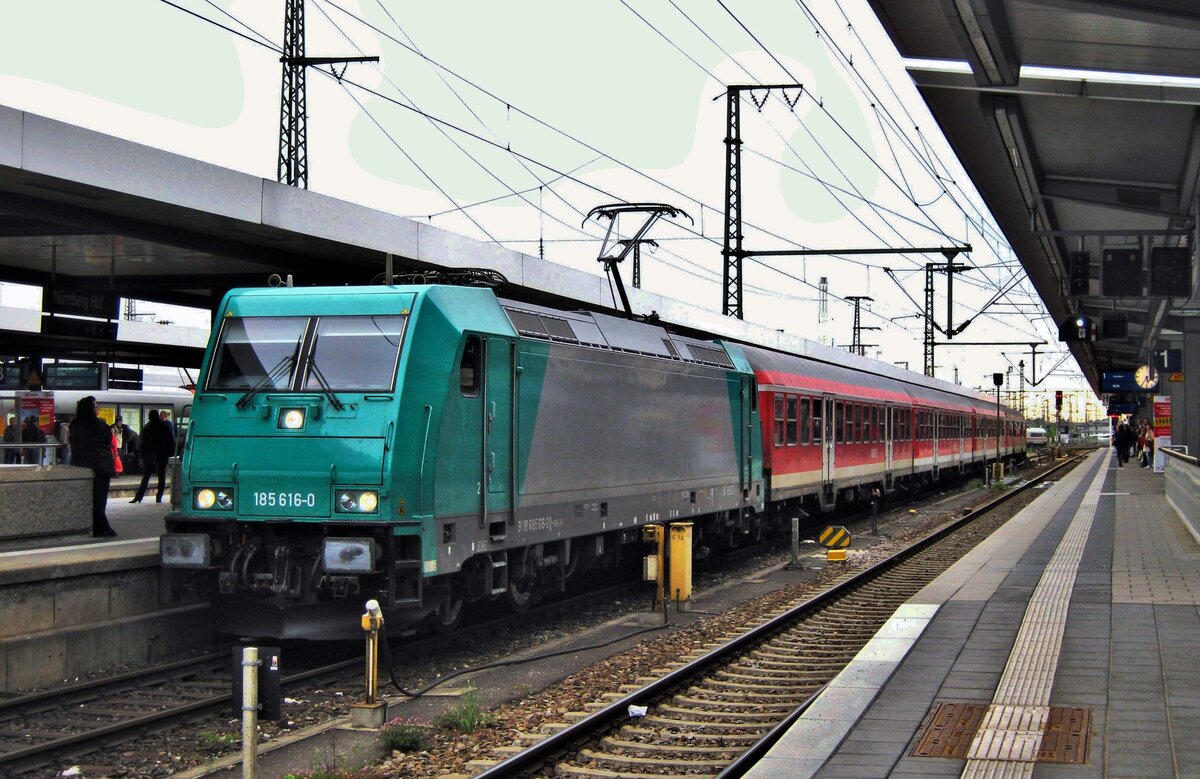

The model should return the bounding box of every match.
[196,730,235,749]
[380,716,431,752]
[434,682,494,733]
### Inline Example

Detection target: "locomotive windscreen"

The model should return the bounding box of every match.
[302,316,407,391]
[208,316,307,390]
[206,315,408,392]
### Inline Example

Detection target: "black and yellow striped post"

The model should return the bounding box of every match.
[819,525,851,562]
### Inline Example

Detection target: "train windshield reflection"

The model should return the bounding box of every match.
[208,316,307,391]
[207,315,408,393]
[304,316,407,391]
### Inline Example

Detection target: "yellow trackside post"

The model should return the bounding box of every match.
[643,524,666,612]
[350,599,387,728]
[669,522,693,612]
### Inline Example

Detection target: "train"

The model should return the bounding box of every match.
[159,282,1025,639]
[50,388,193,430]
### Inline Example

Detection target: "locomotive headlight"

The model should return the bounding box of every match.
[336,490,379,513]
[160,533,211,568]
[322,538,376,574]
[195,488,234,510]
[279,408,306,429]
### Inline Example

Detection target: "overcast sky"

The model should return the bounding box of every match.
[0,0,1095,411]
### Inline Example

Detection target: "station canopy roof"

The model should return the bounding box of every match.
[865,0,1200,393]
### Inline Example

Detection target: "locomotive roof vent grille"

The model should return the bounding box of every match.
[686,343,734,368]
[506,308,547,336]
[541,315,577,341]
[504,307,579,344]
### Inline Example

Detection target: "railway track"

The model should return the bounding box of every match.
[471,456,1080,779]
[0,459,1064,777]
[0,579,648,777]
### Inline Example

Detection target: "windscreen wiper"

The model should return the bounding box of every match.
[235,351,296,410]
[304,353,346,412]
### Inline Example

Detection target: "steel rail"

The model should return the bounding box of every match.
[0,580,648,774]
[473,455,1081,779]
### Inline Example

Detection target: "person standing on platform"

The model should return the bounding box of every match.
[69,396,117,537]
[3,414,18,464]
[131,410,174,503]
[159,411,176,454]
[113,415,139,474]
[21,415,46,465]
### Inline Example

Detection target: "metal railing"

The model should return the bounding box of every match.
[0,441,66,468]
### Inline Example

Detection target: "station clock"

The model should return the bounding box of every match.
[1134,364,1159,390]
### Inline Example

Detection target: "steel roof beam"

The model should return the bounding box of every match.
[939,0,1020,86]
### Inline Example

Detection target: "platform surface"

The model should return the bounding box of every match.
[0,476,168,582]
[746,449,1200,779]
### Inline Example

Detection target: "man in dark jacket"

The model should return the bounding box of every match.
[132,410,176,503]
[21,415,46,465]
[1113,422,1135,467]
[69,396,117,537]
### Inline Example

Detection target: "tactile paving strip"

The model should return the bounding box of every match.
[960,453,1107,778]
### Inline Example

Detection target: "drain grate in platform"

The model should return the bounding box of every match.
[911,702,1090,763]
[911,702,988,758]
[1037,706,1090,763]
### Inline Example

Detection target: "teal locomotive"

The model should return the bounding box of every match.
[160,283,764,639]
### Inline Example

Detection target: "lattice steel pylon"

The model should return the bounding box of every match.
[277,0,377,190]
[924,266,936,376]
[278,0,308,188]
[721,89,744,318]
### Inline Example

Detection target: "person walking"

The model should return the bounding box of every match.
[69,396,117,537]
[131,410,175,503]
[1113,423,1131,466]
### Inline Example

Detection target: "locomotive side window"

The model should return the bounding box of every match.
[208,316,307,390]
[773,395,785,447]
[800,398,811,445]
[304,315,407,391]
[785,397,798,446]
[460,336,481,397]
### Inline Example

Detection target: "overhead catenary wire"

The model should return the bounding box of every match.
[161,0,1055,352]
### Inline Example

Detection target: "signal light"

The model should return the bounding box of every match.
[1068,252,1090,295]
[1055,390,1063,410]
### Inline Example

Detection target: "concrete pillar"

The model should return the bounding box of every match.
[1183,318,1200,457]
[1170,369,1186,453]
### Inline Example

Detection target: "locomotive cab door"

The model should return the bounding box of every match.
[482,337,515,535]
[739,376,755,500]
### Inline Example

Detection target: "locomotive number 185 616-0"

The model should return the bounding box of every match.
[253,491,317,508]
